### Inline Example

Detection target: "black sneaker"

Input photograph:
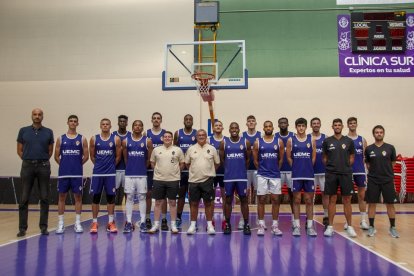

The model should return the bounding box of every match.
[41,228,49,235]
[161,218,169,231]
[243,224,251,235]
[17,230,26,237]
[323,217,329,229]
[224,223,232,235]
[145,218,152,229]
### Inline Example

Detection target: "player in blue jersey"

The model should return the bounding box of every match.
[219,122,252,235]
[122,120,153,233]
[347,117,369,230]
[145,112,166,230]
[54,115,89,234]
[113,115,130,205]
[208,120,226,230]
[89,118,122,234]
[253,120,284,236]
[310,117,329,227]
[286,118,317,236]
[275,117,295,226]
[239,115,261,229]
[174,114,197,228]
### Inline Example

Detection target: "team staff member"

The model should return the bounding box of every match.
[185,129,220,235]
[365,125,399,238]
[148,131,185,234]
[322,118,356,238]
[17,108,54,237]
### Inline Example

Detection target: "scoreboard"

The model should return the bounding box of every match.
[351,11,406,53]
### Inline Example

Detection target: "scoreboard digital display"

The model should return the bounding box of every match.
[351,11,406,53]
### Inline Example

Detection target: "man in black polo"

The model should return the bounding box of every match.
[322,118,356,238]
[16,108,54,237]
[365,125,399,238]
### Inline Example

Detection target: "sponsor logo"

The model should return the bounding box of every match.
[407,16,414,27]
[356,149,363,154]
[338,16,349,28]
[338,31,351,51]
[128,151,145,157]
[226,153,245,159]
[293,152,311,158]
[369,151,376,157]
[62,149,80,155]
[261,153,278,159]
[97,150,113,155]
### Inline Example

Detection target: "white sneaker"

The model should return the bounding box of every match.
[257,224,265,236]
[292,226,301,236]
[257,221,267,230]
[56,224,65,234]
[171,226,179,234]
[238,220,244,230]
[207,225,216,235]
[271,225,283,236]
[360,220,369,230]
[148,225,159,234]
[74,223,83,233]
[187,224,197,235]
[367,226,376,237]
[346,226,357,238]
[324,226,334,237]
[307,227,317,237]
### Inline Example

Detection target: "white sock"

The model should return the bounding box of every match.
[75,214,81,224]
[324,209,328,217]
[272,220,278,227]
[108,215,114,223]
[93,218,98,223]
[291,214,295,221]
[207,221,213,227]
[307,220,313,228]
[239,218,244,223]
[138,194,147,223]
[294,219,300,228]
[58,215,64,225]
[361,212,367,220]
[190,221,196,227]
[258,219,265,226]
[171,221,176,228]
[126,194,134,223]
[154,221,160,227]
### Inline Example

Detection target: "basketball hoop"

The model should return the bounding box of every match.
[191,72,215,102]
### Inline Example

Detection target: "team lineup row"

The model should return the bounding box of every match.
[16,109,399,239]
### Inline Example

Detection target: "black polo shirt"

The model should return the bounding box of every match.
[365,143,396,185]
[17,125,54,160]
[322,135,355,174]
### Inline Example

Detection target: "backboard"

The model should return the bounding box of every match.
[162,40,247,91]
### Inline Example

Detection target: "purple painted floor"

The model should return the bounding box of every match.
[1,212,411,276]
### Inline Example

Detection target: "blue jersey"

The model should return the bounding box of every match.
[350,135,365,174]
[147,129,166,148]
[93,134,116,175]
[113,131,130,171]
[223,137,247,182]
[208,135,224,176]
[275,131,294,172]
[310,133,326,175]
[242,131,261,170]
[177,128,197,154]
[58,134,83,178]
[257,136,281,179]
[125,135,148,177]
[291,135,314,180]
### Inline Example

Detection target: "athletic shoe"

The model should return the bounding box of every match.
[139,222,147,233]
[123,222,134,233]
[346,226,357,238]
[367,226,376,237]
[224,223,232,235]
[161,218,169,231]
[360,220,369,230]
[176,218,182,228]
[145,218,152,229]
[147,224,159,234]
[271,225,283,236]
[221,220,226,231]
[171,226,179,234]
[107,222,118,233]
[257,224,265,236]
[344,222,348,230]
[389,227,400,238]
[307,227,317,237]
[243,224,251,235]
[257,221,267,230]
[238,220,244,230]
[56,224,65,234]
[322,217,329,228]
[41,228,49,235]
[90,222,98,234]
[207,225,216,235]
[16,230,26,237]
[187,224,196,235]
[74,223,83,233]
[324,226,334,237]
[292,226,301,237]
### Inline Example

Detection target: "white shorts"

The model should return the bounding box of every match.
[280,172,292,189]
[124,177,147,194]
[257,176,281,195]
[314,174,325,192]
[115,171,125,189]
[247,170,258,190]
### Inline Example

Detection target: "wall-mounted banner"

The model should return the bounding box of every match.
[337,0,414,4]
[338,14,414,77]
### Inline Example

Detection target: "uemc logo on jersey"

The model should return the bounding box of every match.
[261,152,278,159]
[293,152,311,158]
[97,150,113,155]
[128,151,145,157]
[355,148,363,154]
[62,149,80,155]
[226,153,245,159]
[316,148,323,154]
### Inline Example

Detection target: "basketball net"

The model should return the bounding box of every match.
[192,72,216,130]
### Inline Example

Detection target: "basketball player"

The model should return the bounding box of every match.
[275,117,295,226]
[147,131,185,234]
[185,129,220,235]
[322,118,356,237]
[239,115,261,229]
[219,122,251,235]
[310,117,329,227]
[174,114,197,228]
[208,120,226,229]
[286,118,317,236]
[89,118,122,233]
[113,115,130,205]
[145,112,166,230]
[347,117,369,230]
[122,120,153,233]
[54,115,89,234]
[364,125,399,238]
[253,121,284,236]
